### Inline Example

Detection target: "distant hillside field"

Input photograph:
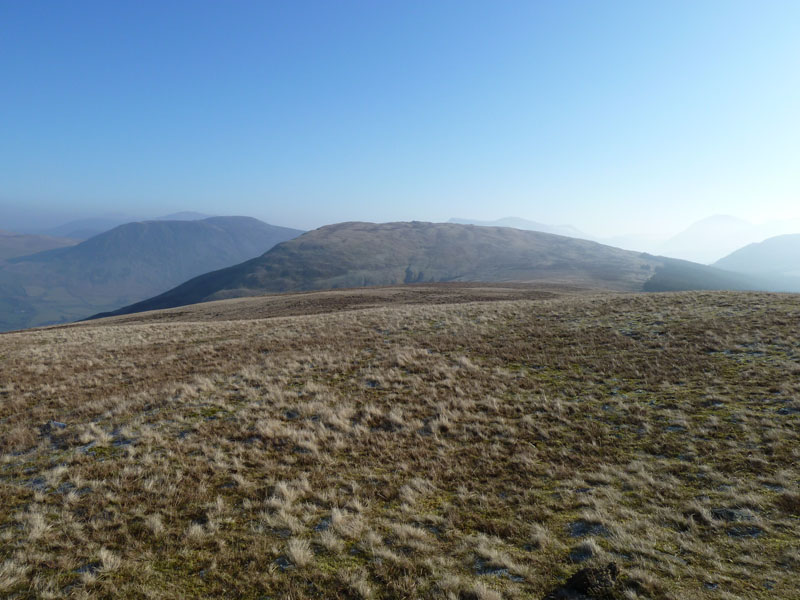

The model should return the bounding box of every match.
[0,217,302,331]
[1,286,797,598]
[96,221,770,320]
[0,230,77,261]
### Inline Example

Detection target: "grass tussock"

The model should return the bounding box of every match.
[0,288,798,598]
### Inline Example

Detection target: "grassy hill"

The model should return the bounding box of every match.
[0,217,302,331]
[0,230,77,261]
[1,285,797,599]
[92,221,768,320]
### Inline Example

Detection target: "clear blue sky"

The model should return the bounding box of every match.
[1,0,799,235]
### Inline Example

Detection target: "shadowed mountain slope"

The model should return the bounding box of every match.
[0,217,302,331]
[92,221,770,320]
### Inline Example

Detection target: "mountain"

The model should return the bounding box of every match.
[42,211,212,240]
[599,233,666,254]
[448,217,590,240]
[656,215,756,264]
[654,214,800,265]
[42,216,140,240]
[92,221,771,320]
[154,211,212,221]
[0,216,302,331]
[0,230,77,261]
[447,217,667,254]
[714,234,800,279]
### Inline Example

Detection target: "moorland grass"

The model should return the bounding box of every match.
[0,289,798,599]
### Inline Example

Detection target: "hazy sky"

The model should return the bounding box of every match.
[2,1,799,235]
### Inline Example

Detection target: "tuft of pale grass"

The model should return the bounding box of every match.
[287,538,313,567]
[145,514,164,536]
[98,547,121,572]
[0,560,30,592]
[315,530,345,554]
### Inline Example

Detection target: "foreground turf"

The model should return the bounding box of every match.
[1,290,798,598]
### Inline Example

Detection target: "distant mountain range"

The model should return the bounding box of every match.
[0,216,302,331]
[655,215,800,264]
[714,234,800,279]
[91,221,775,320]
[450,214,800,265]
[42,211,213,240]
[0,230,77,261]
[654,215,757,264]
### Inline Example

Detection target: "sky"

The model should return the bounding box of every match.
[1,0,799,236]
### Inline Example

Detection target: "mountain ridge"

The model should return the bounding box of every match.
[91,221,772,321]
[448,216,590,240]
[714,233,800,278]
[0,216,302,331]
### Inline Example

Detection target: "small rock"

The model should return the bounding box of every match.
[314,518,330,532]
[711,507,754,522]
[39,420,67,435]
[75,562,101,575]
[566,562,619,596]
[727,525,763,538]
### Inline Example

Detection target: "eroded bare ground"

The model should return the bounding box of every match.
[0,289,798,599]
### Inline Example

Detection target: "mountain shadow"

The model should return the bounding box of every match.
[0,216,302,331]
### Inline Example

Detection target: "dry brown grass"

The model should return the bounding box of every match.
[0,286,798,598]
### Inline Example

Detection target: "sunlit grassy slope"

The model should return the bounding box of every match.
[96,221,778,321]
[1,285,798,599]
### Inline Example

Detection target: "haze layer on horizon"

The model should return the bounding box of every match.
[1,1,798,237]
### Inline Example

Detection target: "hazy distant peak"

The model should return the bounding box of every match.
[714,233,800,277]
[683,214,752,231]
[657,214,760,264]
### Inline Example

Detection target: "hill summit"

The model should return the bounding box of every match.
[0,216,302,330]
[92,221,767,319]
